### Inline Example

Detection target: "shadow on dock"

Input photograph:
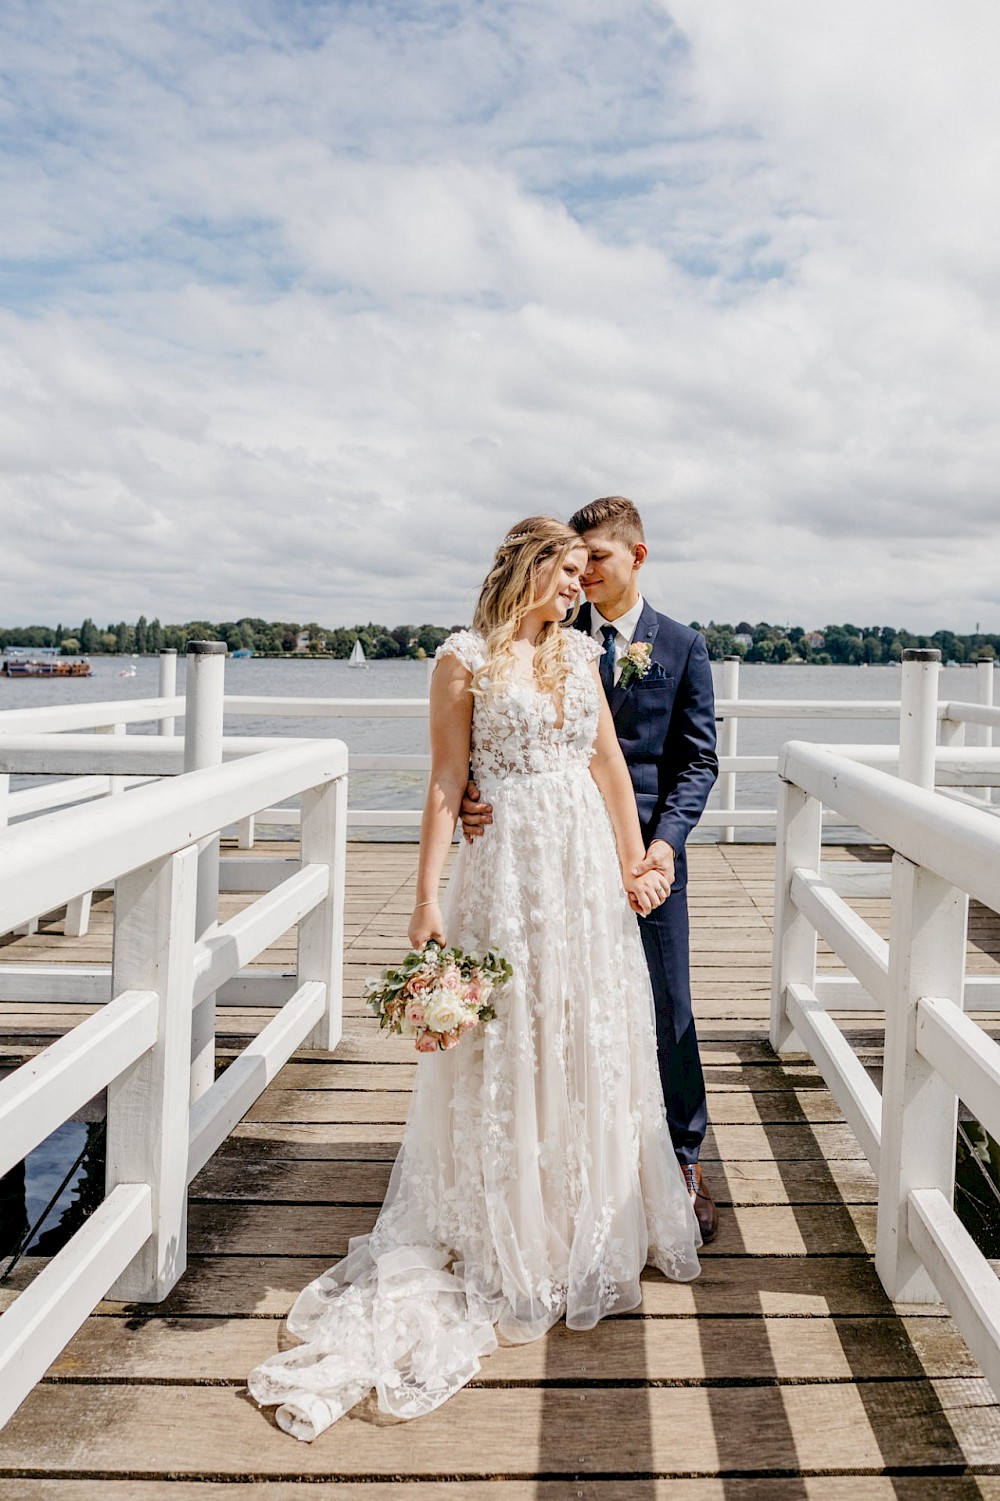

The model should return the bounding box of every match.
[696,1040,974,1490]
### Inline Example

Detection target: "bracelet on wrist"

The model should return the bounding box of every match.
[413,899,438,909]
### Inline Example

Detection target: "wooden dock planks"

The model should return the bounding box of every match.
[3,840,1000,1494]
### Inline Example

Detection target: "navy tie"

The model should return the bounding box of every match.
[599,624,617,699]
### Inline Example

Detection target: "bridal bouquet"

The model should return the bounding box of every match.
[365,940,512,1053]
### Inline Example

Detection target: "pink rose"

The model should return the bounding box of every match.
[440,1029,461,1049]
[405,1003,426,1027]
[442,966,462,993]
[459,1018,477,1035]
[414,1032,438,1053]
[408,976,430,994]
[464,980,482,1004]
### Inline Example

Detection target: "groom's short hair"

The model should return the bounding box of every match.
[569,496,645,547]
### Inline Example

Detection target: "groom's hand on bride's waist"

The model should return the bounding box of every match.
[460,780,493,842]
[632,840,675,901]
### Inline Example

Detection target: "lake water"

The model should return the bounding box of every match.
[2,654,993,841]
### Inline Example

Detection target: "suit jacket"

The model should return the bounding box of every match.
[574,600,718,855]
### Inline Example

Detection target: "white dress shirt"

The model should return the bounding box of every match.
[590,596,645,685]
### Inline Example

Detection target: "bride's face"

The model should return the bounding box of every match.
[534,545,588,622]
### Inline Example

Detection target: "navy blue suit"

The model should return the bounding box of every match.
[575,601,718,1163]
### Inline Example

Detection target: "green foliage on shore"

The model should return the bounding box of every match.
[1,616,997,665]
[0,617,464,660]
[693,621,998,665]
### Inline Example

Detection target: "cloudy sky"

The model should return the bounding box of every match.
[2,0,998,632]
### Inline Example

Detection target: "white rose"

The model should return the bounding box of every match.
[425,992,468,1034]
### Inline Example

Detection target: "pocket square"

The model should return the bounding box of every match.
[632,664,671,690]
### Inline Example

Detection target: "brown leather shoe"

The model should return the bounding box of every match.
[682,1163,719,1244]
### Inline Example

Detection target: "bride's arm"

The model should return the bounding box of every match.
[587,663,670,917]
[409,654,475,948]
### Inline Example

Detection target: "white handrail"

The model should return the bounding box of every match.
[0,697,183,735]
[0,1185,152,1425]
[2,657,995,837]
[0,739,346,933]
[943,701,1000,729]
[0,666,349,1429]
[771,651,1000,1399]
[778,741,1000,911]
[224,694,429,717]
[0,989,158,1174]
[190,862,329,1006]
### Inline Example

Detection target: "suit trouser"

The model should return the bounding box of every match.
[637,874,708,1165]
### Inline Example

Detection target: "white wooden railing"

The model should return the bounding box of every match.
[0,647,347,1429]
[220,653,998,841]
[771,648,1000,1399]
[2,649,996,847]
[0,651,182,938]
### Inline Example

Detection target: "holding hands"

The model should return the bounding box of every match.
[632,839,674,894]
[626,839,675,916]
[624,871,660,916]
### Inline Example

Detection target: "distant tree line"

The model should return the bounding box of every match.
[1,616,997,665]
[693,621,998,665]
[0,617,464,660]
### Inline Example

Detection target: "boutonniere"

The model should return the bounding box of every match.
[619,640,653,688]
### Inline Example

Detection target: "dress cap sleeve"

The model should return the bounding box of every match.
[566,627,603,664]
[435,629,486,675]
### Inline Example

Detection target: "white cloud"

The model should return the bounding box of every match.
[0,0,998,633]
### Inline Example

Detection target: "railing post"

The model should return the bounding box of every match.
[977,659,995,747]
[978,659,995,803]
[299,774,348,1051]
[106,844,198,1300]
[770,777,822,1054]
[184,642,226,1101]
[899,648,941,789]
[62,890,93,940]
[5,771,39,937]
[96,722,127,796]
[939,652,966,752]
[718,655,740,843]
[65,723,124,940]
[158,648,177,737]
[57,722,126,941]
[876,854,968,1301]
[938,713,965,750]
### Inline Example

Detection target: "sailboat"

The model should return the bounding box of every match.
[348,638,367,669]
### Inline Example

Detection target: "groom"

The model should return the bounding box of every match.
[462,496,720,1241]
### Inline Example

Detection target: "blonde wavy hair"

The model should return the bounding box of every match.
[471,516,587,695]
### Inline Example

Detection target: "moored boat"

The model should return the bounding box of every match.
[1,647,93,678]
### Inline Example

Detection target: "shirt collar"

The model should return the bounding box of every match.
[590,595,645,643]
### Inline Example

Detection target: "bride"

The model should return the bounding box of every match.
[248,516,701,1440]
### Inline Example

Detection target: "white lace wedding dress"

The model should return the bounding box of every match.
[248,627,700,1440]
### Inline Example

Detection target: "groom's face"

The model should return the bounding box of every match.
[578,525,642,611]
